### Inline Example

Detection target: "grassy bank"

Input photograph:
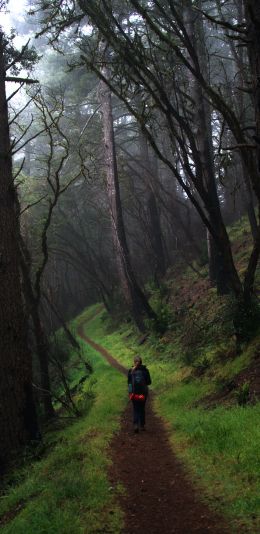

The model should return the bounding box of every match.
[0,307,127,534]
[86,306,260,533]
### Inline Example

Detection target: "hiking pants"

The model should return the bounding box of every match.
[132,398,147,427]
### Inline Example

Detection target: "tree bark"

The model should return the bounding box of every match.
[139,129,166,279]
[215,0,258,239]
[184,0,242,295]
[0,32,38,467]
[99,55,156,330]
[244,0,260,176]
[243,0,260,303]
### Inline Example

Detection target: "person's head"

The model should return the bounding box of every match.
[133,355,142,367]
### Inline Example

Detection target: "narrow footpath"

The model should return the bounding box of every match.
[78,325,229,534]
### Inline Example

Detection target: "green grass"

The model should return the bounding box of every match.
[0,309,127,534]
[87,306,260,533]
[2,218,259,532]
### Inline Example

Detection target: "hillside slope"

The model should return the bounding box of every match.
[80,218,260,532]
[0,218,259,533]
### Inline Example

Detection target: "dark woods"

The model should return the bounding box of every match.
[0,0,260,466]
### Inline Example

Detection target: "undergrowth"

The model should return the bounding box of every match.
[0,307,126,534]
[1,218,260,533]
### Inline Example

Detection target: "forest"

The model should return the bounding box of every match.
[0,0,260,532]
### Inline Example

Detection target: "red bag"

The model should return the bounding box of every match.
[129,393,145,401]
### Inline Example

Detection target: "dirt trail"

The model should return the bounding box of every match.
[78,324,229,534]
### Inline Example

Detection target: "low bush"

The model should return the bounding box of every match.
[235,382,250,406]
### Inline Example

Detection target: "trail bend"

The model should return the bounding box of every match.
[78,322,229,534]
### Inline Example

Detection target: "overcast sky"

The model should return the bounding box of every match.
[2,0,30,45]
[2,1,36,101]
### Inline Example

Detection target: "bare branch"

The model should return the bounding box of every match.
[13,157,25,181]
[5,76,39,84]
[11,115,34,150]
[195,8,247,34]
[20,194,48,216]
[222,144,256,150]
[6,83,24,102]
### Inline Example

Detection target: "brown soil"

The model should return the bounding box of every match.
[78,325,230,534]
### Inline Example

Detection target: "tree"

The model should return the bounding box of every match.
[74,0,260,305]
[99,47,157,330]
[138,127,166,280]
[183,0,230,292]
[0,27,38,468]
[20,88,86,418]
[34,0,260,326]
[243,0,260,304]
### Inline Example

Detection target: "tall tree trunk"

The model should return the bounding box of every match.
[99,58,156,330]
[242,165,258,239]
[215,0,258,239]
[234,0,257,239]
[139,130,166,278]
[184,0,241,295]
[245,0,260,176]
[0,33,38,467]
[243,0,260,303]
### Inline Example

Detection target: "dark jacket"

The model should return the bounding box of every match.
[128,364,151,395]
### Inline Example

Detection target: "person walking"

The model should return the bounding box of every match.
[128,355,151,433]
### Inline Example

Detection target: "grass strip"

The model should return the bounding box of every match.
[87,305,260,533]
[0,308,127,534]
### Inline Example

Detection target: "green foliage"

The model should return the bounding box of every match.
[192,356,211,376]
[235,382,250,407]
[3,31,39,74]
[228,216,250,242]
[232,297,260,342]
[197,240,208,267]
[87,305,260,531]
[49,334,71,367]
[48,334,92,415]
[0,311,126,534]
[215,377,237,393]
[175,291,260,370]
[145,282,174,334]
[3,213,258,531]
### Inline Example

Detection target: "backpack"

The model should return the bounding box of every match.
[131,369,146,395]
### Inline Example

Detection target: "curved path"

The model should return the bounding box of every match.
[78,324,229,534]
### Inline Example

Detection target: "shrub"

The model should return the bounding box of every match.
[192,356,211,376]
[223,295,260,343]
[146,282,175,334]
[235,382,250,406]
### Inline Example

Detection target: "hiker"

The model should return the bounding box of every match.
[128,355,151,433]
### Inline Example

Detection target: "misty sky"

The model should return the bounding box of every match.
[2,0,31,45]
